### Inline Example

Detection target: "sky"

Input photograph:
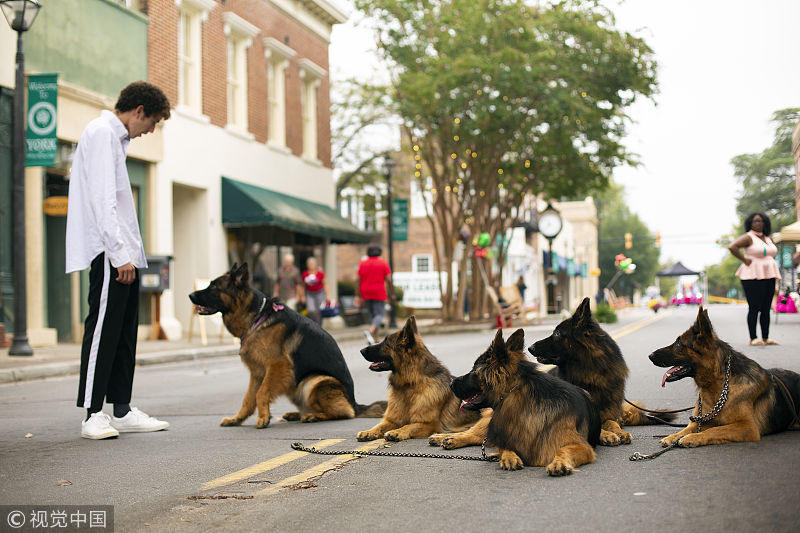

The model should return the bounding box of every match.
[329,0,800,272]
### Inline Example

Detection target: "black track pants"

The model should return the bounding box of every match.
[76,253,139,409]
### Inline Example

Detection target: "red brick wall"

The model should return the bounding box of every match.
[144,0,332,167]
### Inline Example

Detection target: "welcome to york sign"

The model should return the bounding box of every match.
[25,73,58,167]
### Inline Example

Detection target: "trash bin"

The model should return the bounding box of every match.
[140,255,172,340]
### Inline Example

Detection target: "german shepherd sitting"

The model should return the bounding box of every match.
[356,316,482,442]
[529,297,673,446]
[189,263,385,428]
[453,329,600,475]
[650,307,800,448]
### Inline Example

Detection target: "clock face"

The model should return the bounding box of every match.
[538,212,563,238]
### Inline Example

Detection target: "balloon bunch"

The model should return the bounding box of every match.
[615,253,637,274]
[473,232,494,258]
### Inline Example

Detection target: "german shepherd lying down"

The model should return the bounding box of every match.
[529,298,673,446]
[189,263,385,428]
[357,316,482,442]
[453,329,600,475]
[431,298,670,450]
[650,307,800,448]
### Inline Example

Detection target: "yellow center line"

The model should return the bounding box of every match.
[256,439,388,497]
[201,438,344,490]
[609,310,672,340]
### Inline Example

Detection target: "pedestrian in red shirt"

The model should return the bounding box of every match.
[301,257,327,326]
[355,245,393,344]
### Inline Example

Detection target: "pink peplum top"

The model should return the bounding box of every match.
[735,231,781,280]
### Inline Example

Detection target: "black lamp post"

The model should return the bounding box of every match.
[1,0,42,356]
[382,154,397,328]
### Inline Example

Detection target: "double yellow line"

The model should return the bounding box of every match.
[200,438,388,497]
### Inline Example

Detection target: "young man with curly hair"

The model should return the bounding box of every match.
[66,81,171,439]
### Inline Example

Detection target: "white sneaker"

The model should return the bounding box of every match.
[110,407,170,433]
[81,412,120,440]
[363,330,376,345]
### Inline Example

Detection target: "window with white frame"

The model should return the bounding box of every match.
[410,177,433,218]
[412,254,433,273]
[175,0,214,113]
[222,12,259,132]
[298,58,326,160]
[263,37,296,147]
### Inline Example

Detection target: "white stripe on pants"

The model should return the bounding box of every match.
[83,256,111,408]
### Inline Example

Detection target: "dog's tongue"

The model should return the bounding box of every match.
[369,362,382,371]
[459,400,467,412]
[661,366,682,388]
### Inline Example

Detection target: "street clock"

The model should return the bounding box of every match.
[538,204,563,239]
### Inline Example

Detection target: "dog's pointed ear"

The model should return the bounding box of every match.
[697,307,714,337]
[230,262,239,274]
[491,329,509,361]
[573,297,592,326]
[233,262,249,286]
[400,316,417,347]
[506,328,525,352]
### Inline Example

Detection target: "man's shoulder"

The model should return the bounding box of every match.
[81,115,115,141]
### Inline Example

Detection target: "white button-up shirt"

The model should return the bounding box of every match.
[65,110,147,273]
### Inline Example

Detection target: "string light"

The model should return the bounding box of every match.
[445,185,451,192]
[453,135,459,141]
[479,191,485,197]
[471,152,477,158]
[413,145,420,151]
[456,178,462,184]
[431,188,437,194]
[498,183,504,189]
[414,154,421,161]
[581,91,587,97]
[460,162,467,169]
[524,160,531,168]
[415,171,421,177]
[415,163,422,169]
[454,118,461,124]
[450,153,457,159]
[497,169,504,175]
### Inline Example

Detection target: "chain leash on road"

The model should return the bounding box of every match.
[291,441,499,462]
[629,440,681,461]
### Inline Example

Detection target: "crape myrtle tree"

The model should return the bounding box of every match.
[355,0,657,320]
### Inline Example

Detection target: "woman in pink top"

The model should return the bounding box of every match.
[728,212,781,346]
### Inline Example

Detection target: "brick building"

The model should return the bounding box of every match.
[142,0,367,337]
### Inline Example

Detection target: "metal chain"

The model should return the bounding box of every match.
[629,440,680,461]
[689,350,731,432]
[291,442,499,462]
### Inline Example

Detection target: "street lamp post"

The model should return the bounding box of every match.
[1,0,42,356]
[382,154,397,328]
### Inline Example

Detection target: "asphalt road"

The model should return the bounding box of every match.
[1,305,798,532]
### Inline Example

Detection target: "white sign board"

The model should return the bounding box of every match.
[393,271,451,309]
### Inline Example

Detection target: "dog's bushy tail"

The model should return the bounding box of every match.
[622,401,678,426]
[355,400,387,418]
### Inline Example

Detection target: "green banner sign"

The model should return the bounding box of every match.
[392,198,408,242]
[782,246,794,269]
[25,73,58,167]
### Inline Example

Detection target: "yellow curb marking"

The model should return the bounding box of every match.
[202,438,344,490]
[609,310,672,340]
[256,439,387,497]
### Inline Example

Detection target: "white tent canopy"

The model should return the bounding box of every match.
[773,220,800,245]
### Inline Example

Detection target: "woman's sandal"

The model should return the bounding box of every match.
[764,339,779,346]
[750,339,765,346]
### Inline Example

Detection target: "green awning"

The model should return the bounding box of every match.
[221,177,372,244]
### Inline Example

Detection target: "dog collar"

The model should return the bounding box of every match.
[241,297,269,348]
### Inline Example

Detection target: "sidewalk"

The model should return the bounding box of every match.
[0,314,569,384]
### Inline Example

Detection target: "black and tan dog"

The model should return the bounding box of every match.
[189,263,385,428]
[356,316,482,442]
[453,329,600,475]
[530,297,674,446]
[650,307,800,448]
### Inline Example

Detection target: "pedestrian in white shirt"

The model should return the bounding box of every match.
[66,82,171,439]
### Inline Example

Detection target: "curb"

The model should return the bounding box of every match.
[0,320,561,385]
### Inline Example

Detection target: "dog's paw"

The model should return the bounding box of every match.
[676,434,701,448]
[357,430,380,441]
[220,417,242,427]
[383,429,407,442]
[660,433,682,447]
[282,411,300,421]
[301,413,321,423]
[546,458,573,477]
[617,429,633,445]
[599,429,622,446]
[499,451,524,471]
[440,436,465,450]
[255,416,271,429]
[428,434,446,447]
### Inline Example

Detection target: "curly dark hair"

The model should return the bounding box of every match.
[367,245,382,257]
[744,212,771,235]
[115,81,171,119]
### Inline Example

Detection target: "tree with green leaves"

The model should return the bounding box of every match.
[596,181,661,298]
[732,108,800,232]
[354,0,657,319]
[705,254,741,299]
